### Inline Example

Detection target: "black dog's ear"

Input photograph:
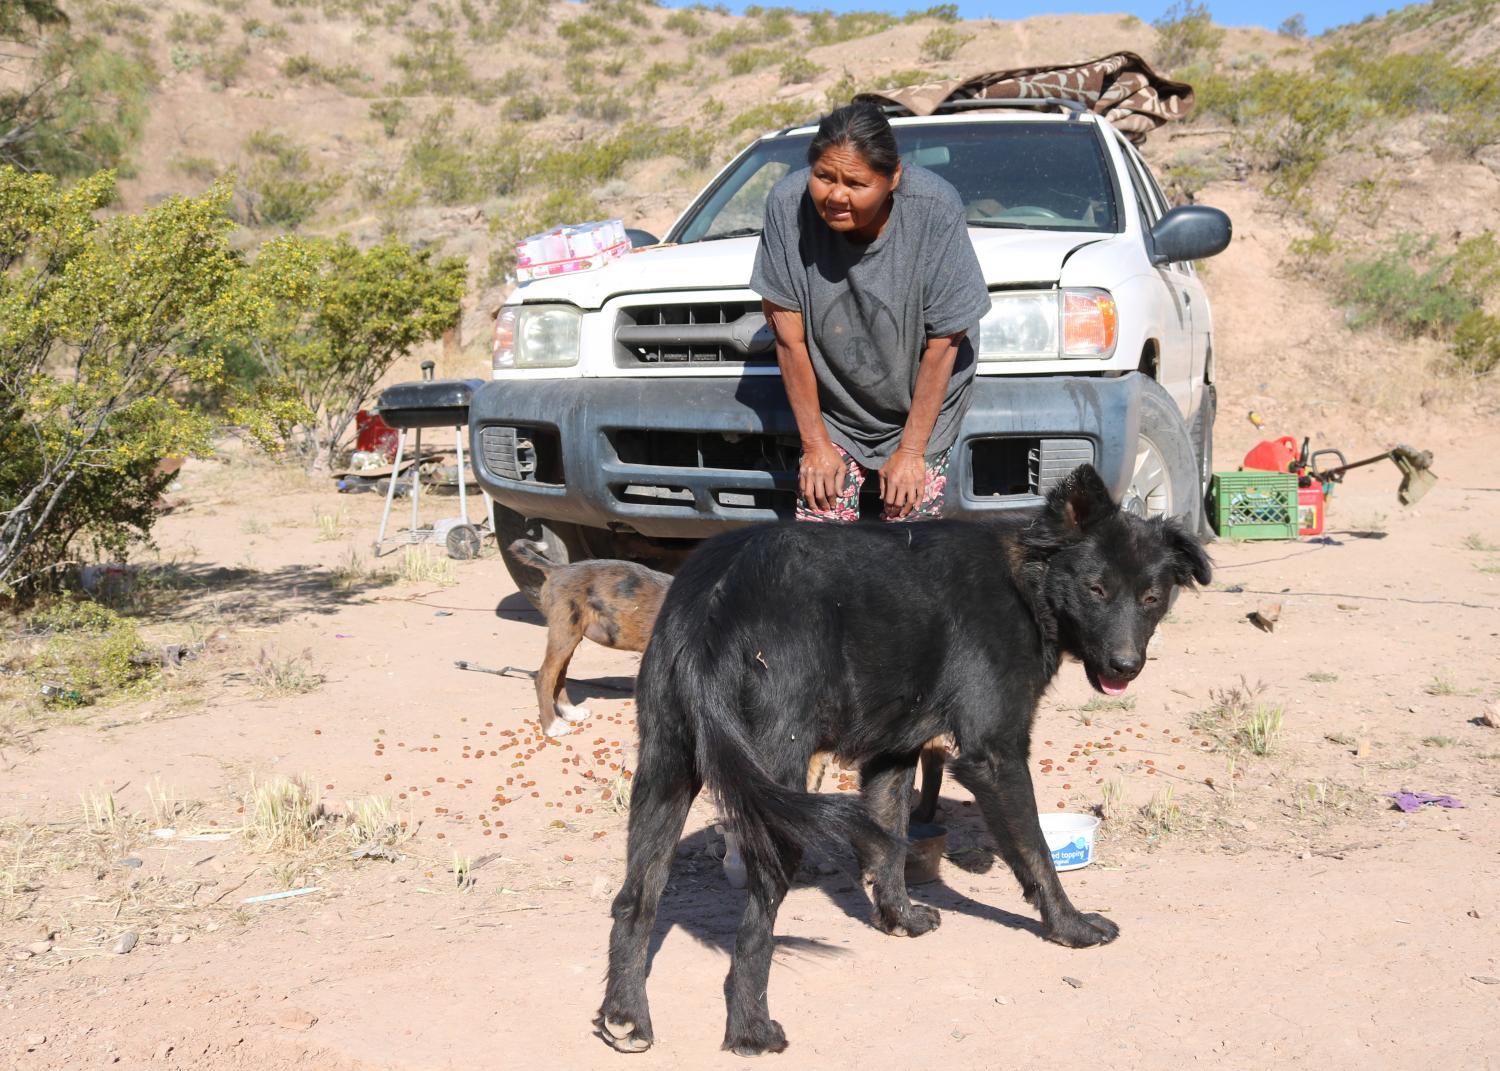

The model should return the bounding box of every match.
[1045,464,1118,533]
[1161,516,1213,587]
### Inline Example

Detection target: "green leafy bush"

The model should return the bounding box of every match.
[664,9,704,36]
[369,98,407,138]
[0,170,246,591]
[1453,311,1500,375]
[392,28,473,95]
[27,598,148,702]
[234,236,466,471]
[805,10,897,46]
[727,46,786,76]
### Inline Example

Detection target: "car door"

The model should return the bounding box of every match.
[1119,140,1195,418]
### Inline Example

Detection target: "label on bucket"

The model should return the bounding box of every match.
[1051,837,1091,869]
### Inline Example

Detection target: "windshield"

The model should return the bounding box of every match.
[672,120,1119,243]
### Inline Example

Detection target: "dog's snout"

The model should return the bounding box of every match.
[1108,651,1143,678]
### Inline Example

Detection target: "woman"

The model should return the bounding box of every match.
[751,101,990,521]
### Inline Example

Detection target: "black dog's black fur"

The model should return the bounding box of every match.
[597,465,1211,1056]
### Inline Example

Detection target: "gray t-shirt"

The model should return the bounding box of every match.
[750,164,991,468]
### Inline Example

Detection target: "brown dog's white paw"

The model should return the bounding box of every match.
[544,718,577,738]
[556,702,592,724]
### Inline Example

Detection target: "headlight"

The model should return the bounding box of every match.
[975,288,1117,361]
[492,304,582,371]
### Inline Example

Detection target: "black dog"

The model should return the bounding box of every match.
[598,464,1211,1056]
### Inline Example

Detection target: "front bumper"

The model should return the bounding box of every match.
[469,373,1144,539]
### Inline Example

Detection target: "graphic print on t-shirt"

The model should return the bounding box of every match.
[817,289,900,391]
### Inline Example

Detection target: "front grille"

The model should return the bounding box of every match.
[479,424,564,485]
[970,437,1093,498]
[608,429,800,473]
[614,301,776,366]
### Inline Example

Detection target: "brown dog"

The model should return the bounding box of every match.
[508,540,671,738]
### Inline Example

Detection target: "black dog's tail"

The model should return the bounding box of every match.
[643,570,897,887]
[507,538,558,574]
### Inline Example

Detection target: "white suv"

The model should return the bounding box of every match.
[470,101,1231,597]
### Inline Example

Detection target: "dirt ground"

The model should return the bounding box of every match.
[3,413,1499,1069]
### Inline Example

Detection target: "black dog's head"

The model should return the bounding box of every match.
[1022,464,1212,696]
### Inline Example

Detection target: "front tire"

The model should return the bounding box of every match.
[1190,381,1217,539]
[1122,377,1203,533]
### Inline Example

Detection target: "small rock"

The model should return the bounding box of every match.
[1241,819,1257,832]
[26,940,53,955]
[1480,703,1498,729]
[154,1041,174,1061]
[117,857,143,869]
[1298,850,1312,860]
[13,949,33,961]
[1468,909,1481,919]
[170,933,190,945]
[24,1033,46,1048]
[111,931,138,955]
[1472,975,1500,985]
[1062,976,1084,989]
[589,875,613,900]
[993,995,1011,1005]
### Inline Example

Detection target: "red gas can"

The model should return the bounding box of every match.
[1297,483,1325,536]
[1243,436,1299,474]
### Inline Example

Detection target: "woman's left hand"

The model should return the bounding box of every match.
[879,447,926,519]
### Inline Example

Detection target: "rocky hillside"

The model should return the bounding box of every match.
[46,0,1500,449]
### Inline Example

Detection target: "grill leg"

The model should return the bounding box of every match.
[375,429,407,554]
[410,427,423,541]
[455,424,469,527]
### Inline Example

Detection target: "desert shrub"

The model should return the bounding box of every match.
[727,100,809,137]
[26,598,149,702]
[1277,13,1306,37]
[873,68,935,90]
[201,43,249,87]
[638,60,678,95]
[1337,232,1496,339]
[805,10,897,46]
[749,5,796,37]
[919,26,970,62]
[905,4,958,21]
[167,11,225,45]
[558,13,630,52]
[0,171,252,592]
[1453,312,1500,375]
[702,25,759,54]
[369,98,407,137]
[505,92,548,121]
[664,8,703,35]
[1153,1,1223,70]
[234,236,466,471]
[282,53,362,86]
[239,130,342,228]
[779,56,822,85]
[575,93,632,122]
[727,47,786,76]
[392,28,472,95]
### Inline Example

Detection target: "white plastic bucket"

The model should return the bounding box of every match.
[1039,812,1100,872]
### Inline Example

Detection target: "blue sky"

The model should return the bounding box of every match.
[711,2,1399,36]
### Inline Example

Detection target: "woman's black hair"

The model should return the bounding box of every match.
[807,101,900,177]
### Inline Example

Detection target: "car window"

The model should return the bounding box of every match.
[1120,146,1161,227]
[672,121,1120,243]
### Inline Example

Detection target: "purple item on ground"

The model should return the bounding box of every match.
[1385,791,1465,813]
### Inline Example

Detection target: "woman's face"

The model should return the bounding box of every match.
[808,142,901,242]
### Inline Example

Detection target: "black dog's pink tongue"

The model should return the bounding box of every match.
[1098,676,1130,696]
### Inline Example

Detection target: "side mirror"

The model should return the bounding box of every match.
[626,228,661,249]
[1150,205,1232,265]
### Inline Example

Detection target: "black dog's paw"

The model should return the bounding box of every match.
[596,1012,654,1054]
[875,902,941,937]
[1044,911,1120,948]
[723,1018,788,1057]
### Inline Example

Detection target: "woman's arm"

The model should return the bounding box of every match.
[763,299,846,511]
[880,331,964,517]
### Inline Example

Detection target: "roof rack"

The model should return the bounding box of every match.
[773,96,1088,136]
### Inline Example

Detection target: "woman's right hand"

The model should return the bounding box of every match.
[800,440,847,512]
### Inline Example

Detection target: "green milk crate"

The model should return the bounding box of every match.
[1210,471,1299,540]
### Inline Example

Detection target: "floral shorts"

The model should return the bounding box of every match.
[795,444,951,523]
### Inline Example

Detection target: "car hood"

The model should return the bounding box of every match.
[508,230,1107,310]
